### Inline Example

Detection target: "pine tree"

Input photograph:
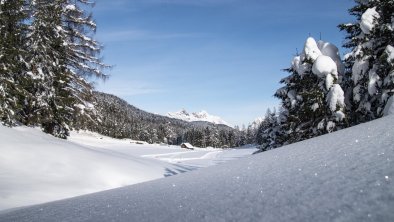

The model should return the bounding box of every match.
[275,37,346,144]
[339,0,394,123]
[0,0,28,125]
[23,0,108,138]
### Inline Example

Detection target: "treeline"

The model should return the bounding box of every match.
[0,0,108,138]
[254,0,394,152]
[79,92,243,148]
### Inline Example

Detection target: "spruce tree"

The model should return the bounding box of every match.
[24,0,108,138]
[0,0,28,125]
[275,37,346,144]
[339,0,394,123]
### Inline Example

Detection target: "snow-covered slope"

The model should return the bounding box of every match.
[0,127,256,210]
[2,116,393,221]
[167,109,230,126]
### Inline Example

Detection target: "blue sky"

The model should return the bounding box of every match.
[93,0,355,126]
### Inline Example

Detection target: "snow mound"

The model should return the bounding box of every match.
[301,37,322,61]
[167,109,230,126]
[318,40,345,75]
[2,115,394,221]
[312,55,338,78]
[360,7,380,34]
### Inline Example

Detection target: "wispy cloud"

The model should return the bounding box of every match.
[98,30,205,43]
[96,80,164,96]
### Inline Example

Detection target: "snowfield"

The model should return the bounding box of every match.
[0,127,256,211]
[1,115,394,221]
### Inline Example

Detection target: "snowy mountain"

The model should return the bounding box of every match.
[167,109,230,126]
[2,115,393,221]
[77,92,240,148]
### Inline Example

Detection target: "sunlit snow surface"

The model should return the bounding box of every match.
[1,116,393,221]
[0,128,256,210]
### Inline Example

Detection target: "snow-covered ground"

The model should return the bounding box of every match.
[1,115,393,222]
[0,127,256,210]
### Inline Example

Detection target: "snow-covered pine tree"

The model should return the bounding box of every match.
[24,0,108,138]
[256,109,275,151]
[0,0,28,125]
[61,0,109,130]
[275,37,346,144]
[339,0,394,123]
[25,0,72,138]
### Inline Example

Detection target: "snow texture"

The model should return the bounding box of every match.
[0,127,255,210]
[360,7,380,34]
[1,115,394,222]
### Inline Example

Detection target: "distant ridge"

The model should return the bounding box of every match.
[167,109,231,127]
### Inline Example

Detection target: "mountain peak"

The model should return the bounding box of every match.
[167,109,230,126]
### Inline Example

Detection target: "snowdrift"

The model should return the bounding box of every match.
[0,126,255,211]
[1,116,394,221]
[0,126,181,210]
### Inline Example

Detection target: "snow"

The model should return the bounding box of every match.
[352,57,370,84]
[2,115,393,222]
[0,127,255,210]
[167,109,230,126]
[385,45,394,64]
[360,7,380,34]
[292,55,309,75]
[325,120,335,132]
[335,110,346,121]
[368,67,380,95]
[383,96,394,116]
[301,37,322,61]
[325,73,334,90]
[311,103,319,111]
[317,40,345,75]
[287,89,297,108]
[327,84,345,112]
[312,55,338,78]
